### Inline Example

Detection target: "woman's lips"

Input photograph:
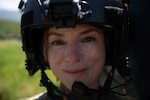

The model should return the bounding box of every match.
[63,69,87,76]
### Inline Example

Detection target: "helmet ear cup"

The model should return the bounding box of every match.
[104,26,132,79]
[104,27,115,66]
[23,28,50,75]
[32,28,50,69]
[117,56,131,78]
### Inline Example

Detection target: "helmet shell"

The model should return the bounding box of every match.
[21,0,123,29]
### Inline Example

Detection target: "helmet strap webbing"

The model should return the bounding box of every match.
[101,65,115,94]
[39,69,114,99]
[40,69,65,99]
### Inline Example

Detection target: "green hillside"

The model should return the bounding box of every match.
[0,20,20,38]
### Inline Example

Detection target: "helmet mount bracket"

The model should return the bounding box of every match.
[43,0,92,28]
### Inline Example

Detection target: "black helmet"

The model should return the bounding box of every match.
[18,0,131,80]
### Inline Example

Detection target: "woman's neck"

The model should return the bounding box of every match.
[60,84,71,94]
[60,84,71,100]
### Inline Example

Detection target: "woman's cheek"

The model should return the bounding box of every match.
[81,43,105,62]
[81,44,99,56]
[48,46,66,64]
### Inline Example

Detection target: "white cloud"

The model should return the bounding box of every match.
[0,0,20,11]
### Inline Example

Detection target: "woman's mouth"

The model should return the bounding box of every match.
[63,69,87,76]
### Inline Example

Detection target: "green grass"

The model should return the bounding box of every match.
[0,40,59,100]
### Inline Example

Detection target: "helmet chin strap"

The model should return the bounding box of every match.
[67,81,102,100]
[40,69,65,99]
[39,69,117,100]
[101,65,115,95]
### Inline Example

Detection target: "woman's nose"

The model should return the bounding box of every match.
[65,44,81,63]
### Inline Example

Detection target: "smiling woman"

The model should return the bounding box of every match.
[45,24,105,92]
[18,0,138,100]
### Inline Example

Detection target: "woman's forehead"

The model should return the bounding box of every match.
[48,24,102,35]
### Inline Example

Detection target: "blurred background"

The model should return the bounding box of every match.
[0,0,150,100]
[0,0,58,100]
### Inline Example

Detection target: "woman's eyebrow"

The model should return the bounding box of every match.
[48,32,64,36]
[80,29,102,35]
[48,28,102,36]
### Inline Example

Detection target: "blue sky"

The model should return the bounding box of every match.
[0,0,79,11]
[0,0,21,11]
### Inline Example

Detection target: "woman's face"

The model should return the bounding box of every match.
[46,24,105,90]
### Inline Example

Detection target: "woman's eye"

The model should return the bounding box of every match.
[51,40,65,45]
[82,37,96,43]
